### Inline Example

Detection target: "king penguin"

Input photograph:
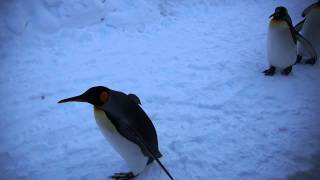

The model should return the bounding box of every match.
[58,86,174,180]
[295,1,320,64]
[264,6,317,76]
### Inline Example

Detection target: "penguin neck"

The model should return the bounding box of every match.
[308,5,320,15]
[269,20,288,30]
[313,5,320,11]
[270,19,286,25]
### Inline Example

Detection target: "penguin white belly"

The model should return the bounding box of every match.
[267,21,296,68]
[297,8,320,57]
[93,107,149,174]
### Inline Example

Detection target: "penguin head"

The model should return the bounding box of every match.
[58,86,110,107]
[302,1,320,17]
[269,6,288,20]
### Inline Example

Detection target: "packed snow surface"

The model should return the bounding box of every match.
[0,0,319,180]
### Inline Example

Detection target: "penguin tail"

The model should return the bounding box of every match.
[150,154,174,180]
[141,141,173,180]
[126,125,174,180]
[147,151,162,165]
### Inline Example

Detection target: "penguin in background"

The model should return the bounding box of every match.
[58,86,174,180]
[295,1,320,64]
[264,6,318,76]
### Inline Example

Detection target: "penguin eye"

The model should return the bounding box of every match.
[99,91,109,104]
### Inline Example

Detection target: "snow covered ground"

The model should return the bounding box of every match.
[1,0,320,179]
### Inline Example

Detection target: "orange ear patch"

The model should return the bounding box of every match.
[99,91,109,103]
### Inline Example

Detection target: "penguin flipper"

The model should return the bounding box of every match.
[295,32,318,63]
[128,93,141,105]
[109,116,162,158]
[104,91,170,178]
[284,16,298,43]
[294,19,305,32]
[104,91,161,158]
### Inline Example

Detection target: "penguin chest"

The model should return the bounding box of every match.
[267,22,296,68]
[93,107,148,174]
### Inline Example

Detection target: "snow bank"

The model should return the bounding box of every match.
[1,0,162,35]
[0,0,263,35]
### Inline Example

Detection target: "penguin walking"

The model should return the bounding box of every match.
[264,6,317,76]
[295,1,320,64]
[58,86,174,180]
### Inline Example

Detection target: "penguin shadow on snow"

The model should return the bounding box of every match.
[286,150,320,180]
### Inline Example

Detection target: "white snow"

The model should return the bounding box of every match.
[1,0,320,180]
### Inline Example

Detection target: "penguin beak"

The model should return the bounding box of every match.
[269,13,275,18]
[58,95,87,103]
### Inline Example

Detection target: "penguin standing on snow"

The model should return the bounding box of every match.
[58,86,174,180]
[295,1,320,64]
[264,6,317,76]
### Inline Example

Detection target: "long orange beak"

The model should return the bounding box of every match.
[58,95,87,103]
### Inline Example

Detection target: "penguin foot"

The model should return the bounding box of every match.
[263,66,276,76]
[295,55,302,64]
[109,172,136,180]
[305,58,316,65]
[282,66,292,75]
